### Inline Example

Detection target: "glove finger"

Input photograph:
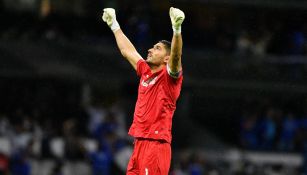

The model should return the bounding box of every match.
[102,12,108,22]
[104,8,111,12]
[103,13,112,24]
[175,17,184,23]
[174,11,185,20]
[178,11,185,18]
[169,7,174,17]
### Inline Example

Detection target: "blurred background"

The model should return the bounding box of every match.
[1,0,307,174]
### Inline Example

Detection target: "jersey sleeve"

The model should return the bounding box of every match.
[136,59,148,76]
[165,67,183,101]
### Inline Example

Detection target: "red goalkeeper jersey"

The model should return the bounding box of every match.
[128,59,183,143]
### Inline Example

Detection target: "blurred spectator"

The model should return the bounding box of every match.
[301,109,307,175]
[259,108,278,150]
[0,153,9,175]
[10,150,31,175]
[88,142,113,175]
[49,160,63,175]
[63,119,85,161]
[86,103,107,137]
[0,114,10,136]
[10,115,33,155]
[170,151,190,175]
[93,112,118,141]
[236,29,271,57]
[236,30,252,56]
[188,153,204,175]
[40,119,54,159]
[40,0,51,18]
[278,113,298,151]
[303,139,307,175]
[109,102,127,138]
[240,112,259,150]
[288,30,305,55]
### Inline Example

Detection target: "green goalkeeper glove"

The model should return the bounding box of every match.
[102,8,120,32]
[169,7,185,34]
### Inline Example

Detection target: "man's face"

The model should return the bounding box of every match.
[146,42,169,66]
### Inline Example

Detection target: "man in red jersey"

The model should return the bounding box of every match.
[102,7,185,175]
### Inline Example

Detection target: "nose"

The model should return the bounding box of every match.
[148,48,153,53]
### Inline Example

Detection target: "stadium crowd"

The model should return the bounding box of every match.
[0,80,133,175]
[1,0,307,57]
[239,97,307,153]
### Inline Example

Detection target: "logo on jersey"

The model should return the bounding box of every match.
[141,76,157,87]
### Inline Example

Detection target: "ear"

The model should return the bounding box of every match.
[163,55,170,64]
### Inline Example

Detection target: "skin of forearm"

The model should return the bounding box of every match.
[114,29,137,58]
[169,34,183,71]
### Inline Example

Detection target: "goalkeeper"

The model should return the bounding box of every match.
[102,7,185,175]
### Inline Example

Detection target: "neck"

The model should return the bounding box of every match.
[148,63,165,73]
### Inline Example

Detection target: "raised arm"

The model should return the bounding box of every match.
[168,7,185,76]
[102,8,142,70]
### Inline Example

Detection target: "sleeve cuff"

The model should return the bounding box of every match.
[167,64,182,78]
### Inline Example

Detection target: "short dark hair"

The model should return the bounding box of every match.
[159,40,171,55]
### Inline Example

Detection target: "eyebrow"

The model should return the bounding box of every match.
[154,45,161,49]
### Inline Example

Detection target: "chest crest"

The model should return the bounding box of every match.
[141,75,158,87]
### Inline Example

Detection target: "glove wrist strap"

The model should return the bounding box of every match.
[111,20,120,32]
[172,26,181,35]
